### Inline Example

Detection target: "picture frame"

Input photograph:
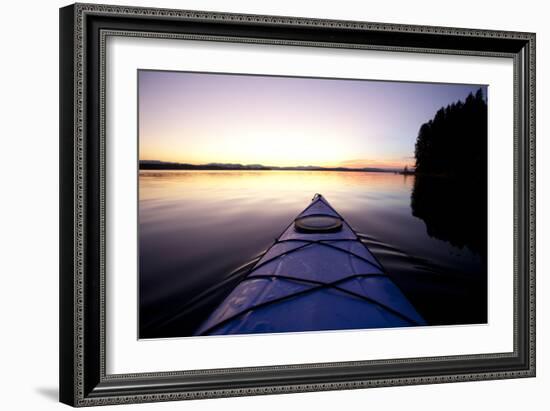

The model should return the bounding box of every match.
[59,2,535,407]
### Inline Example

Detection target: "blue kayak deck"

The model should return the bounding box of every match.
[195,194,426,336]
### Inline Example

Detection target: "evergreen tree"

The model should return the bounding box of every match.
[414,88,487,177]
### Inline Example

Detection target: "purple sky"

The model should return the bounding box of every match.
[139,70,486,169]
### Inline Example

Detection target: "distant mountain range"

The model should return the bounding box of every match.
[139,160,400,173]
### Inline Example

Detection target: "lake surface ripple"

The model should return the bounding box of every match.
[139,170,487,338]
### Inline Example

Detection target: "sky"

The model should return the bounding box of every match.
[138,70,486,170]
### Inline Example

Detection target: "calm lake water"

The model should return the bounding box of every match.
[139,170,487,338]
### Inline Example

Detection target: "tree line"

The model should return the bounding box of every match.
[414,88,487,177]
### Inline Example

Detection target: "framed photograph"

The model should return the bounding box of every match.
[59,3,535,407]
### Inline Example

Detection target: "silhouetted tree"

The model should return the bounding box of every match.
[414,88,487,177]
[411,88,488,256]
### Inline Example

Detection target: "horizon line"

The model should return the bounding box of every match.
[139,159,414,171]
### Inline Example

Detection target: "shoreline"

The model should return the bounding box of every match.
[139,165,401,173]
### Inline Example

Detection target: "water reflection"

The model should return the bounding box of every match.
[411,175,487,256]
[139,170,487,338]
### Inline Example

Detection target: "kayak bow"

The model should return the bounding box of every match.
[195,194,425,336]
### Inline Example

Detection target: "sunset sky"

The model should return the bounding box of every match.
[138,70,486,170]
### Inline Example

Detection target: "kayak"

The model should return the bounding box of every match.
[194,194,426,336]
